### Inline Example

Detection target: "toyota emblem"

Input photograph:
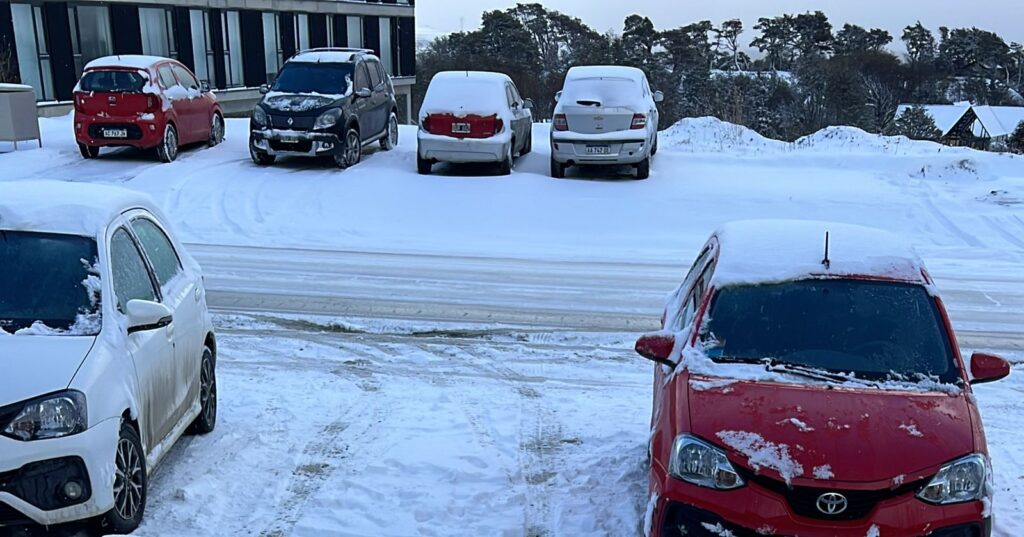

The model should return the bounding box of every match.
[816,492,848,515]
[287,117,294,126]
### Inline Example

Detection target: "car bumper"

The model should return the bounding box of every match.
[0,418,119,527]
[549,136,649,165]
[417,133,509,163]
[652,478,991,537]
[74,114,165,149]
[251,129,344,157]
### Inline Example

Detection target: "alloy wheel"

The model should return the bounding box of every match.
[200,356,217,424]
[164,126,178,160]
[345,130,361,166]
[388,115,399,147]
[113,437,144,521]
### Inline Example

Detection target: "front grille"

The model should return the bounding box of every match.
[661,502,767,537]
[269,115,315,131]
[269,140,313,153]
[743,470,926,521]
[0,502,31,526]
[88,123,143,140]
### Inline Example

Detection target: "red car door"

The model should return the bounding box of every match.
[170,63,209,143]
[155,63,195,142]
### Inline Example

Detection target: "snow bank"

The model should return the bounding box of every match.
[794,126,973,156]
[660,117,787,155]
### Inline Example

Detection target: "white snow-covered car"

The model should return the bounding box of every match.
[550,66,663,179]
[417,71,534,175]
[0,181,217,533]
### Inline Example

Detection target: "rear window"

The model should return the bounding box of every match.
[561,77,640,108]
[421,78,508,114]
[272,62,355,96]
[79,70,147,93]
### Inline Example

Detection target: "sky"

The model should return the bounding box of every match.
[416,0,1024,53]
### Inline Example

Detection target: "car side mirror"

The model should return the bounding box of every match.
[259,84,269,95]
[635,333,677,368]
[356,88,372,99]
[653,90,665,103]
[970,352,1010,385]
[201,81,211,93]
[523,98,534,110]
[554,91,562,102]
[126,300,173,335]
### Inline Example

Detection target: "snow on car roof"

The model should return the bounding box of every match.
[420,71,514,118]
[565,65,646,82]
[431,71,513,84]
[711,220,928,288]
[289,49,373,64]
[84,55,168,71]
[0,181,154,237]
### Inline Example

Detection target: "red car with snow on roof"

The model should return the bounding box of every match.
[637,220,1010,537]
[74,55,224,163]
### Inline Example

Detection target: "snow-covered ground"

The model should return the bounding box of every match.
[1,115,1023,536]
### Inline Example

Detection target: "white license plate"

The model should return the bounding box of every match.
[585,145,611,155]
[102,128,128,138]
[279,135,300,143]
[452,123,471,134]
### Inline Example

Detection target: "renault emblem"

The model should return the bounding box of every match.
[287,117,294,126]
[816,492,848,515]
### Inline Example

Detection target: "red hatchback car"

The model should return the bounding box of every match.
[637,220,1011,537]
[74,55,224,162]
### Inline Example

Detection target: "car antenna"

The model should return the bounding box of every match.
[822,231,831,270]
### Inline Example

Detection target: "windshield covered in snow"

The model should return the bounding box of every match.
[561,78,641,108]
[272,62,354,96]
[702,279,958,383]
[79,70,147,93]
[0,231,102,335]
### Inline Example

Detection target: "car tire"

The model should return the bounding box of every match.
[79,143,100,159]
[99,423,147,534]
[249,138,275,166]
[187,345,217,435]
[521,133,532,156]
[207,113,225,147]
[651,134,659,156]
[335,127,361,169]
[498,142,513,175]
[380,112,399,151]
[636,157,651,180]
[417,155,432,175]
[156,124,178,163]
[550,157,566,179]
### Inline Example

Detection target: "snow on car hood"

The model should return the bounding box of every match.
[686,377,975,485]
[263,92,341,113]
[0,335,95,407]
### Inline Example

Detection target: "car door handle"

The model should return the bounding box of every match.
[194,286,202,303]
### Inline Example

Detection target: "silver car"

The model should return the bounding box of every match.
[550,66,663,179]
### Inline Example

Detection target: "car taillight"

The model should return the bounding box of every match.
[631,113,647,130]
[493,118,504,135]
[73,93,84,113]
[553,114,568,131]
[146,95,160,112]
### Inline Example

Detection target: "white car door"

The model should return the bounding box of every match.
[109,225,177,450]
[128,213,203,430]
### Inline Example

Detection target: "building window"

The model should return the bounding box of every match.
[347,16,362,48]
[325,15,334,47]
[189,10,214,84]
[379,17,392,75]
[221,11,244,88]
[295,14,309,51]
[262,13,279,83]
[140,8,176,59]
[11,3,53,100]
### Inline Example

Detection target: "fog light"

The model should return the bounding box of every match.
[64,481,84,500]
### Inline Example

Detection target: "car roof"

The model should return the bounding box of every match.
[709,219,930,289]
[432,71,513,84]
[0,181,154,238]
[289,48,378,64]
[84,55,171,71]
[565,65,646,82]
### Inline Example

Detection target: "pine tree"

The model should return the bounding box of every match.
[891,106,942,141]
[1010,122,1024,154]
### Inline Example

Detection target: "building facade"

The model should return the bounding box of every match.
[0,0,415,117]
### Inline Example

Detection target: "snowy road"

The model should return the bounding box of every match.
[3,115,1024,536]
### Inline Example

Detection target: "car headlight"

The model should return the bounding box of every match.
[917,453,990,504]
[669,434,744,490]
[2,390,87,441]
[252,106,268,127]
[314,108,343,130]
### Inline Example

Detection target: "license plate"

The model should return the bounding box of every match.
[280,135,300,143]
[102,128,128,138]
[452,123,471,134]
[585,145,610,155]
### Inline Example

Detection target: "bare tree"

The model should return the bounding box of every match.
[0,38,16,83]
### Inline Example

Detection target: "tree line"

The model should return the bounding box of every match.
[415,3,1024,146]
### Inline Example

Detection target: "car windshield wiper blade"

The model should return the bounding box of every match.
[765,361,852,383]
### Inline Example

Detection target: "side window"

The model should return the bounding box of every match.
[131,218,182,288]
[110,229,158,312]
[367,61,382,88]
[157,65,178,89]
[505,84,516,107]
[677,262,716,331]
[671,247,712,330]
[171,65,199,90]
[510,83,522,104]
[375,62,388,85]
[354,64,370,91]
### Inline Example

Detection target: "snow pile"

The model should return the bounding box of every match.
[660,117,787,155]
[812,464,834,480]
[793,126,971,156]
[700,522,737,536]
[0,180,156,237]
[264,92,345,112]
[715,431,804,485]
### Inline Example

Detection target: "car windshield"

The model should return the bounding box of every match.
[271,62,354,96]
[561,77,640,107]
[702,279,959,384]
[0,230,102,335]
[79,70,148,93]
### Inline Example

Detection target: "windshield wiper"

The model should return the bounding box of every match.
[765,360,853,383]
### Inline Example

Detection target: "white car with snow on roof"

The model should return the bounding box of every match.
[0,182,217,533]
[417,71,534,175]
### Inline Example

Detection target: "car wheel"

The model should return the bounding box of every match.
[550,157,566,179]
[636,157,651,180]
[335,127,361,169]
[380,112,399,151]
[79,143,100,159]
[521,133,532,156]
[249,138,275,166]
[188,346,217,435]
[207,113,225,147]
[156,124,178,163]
[417,155,432,175]
[651,134,659,156]
[100,423,147,534]
[498,142,513,175]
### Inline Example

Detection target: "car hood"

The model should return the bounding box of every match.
[262,93,343,114]
[687,377,975,485]
[0,336,96,407]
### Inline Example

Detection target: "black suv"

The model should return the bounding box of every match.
[249,48,399,168]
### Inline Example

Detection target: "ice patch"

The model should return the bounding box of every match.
[866,524,881,537]
[716,431,804,485]
[643,493,658,537]
[899,422,924,438]
[812,464,834,480]
[701,522,737,537]
[777,418,814,432]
